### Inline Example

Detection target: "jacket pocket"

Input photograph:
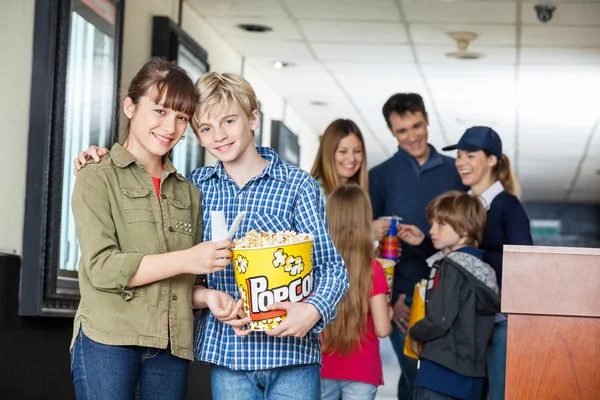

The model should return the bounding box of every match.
[122,187,154,223]
[166,194,193,237]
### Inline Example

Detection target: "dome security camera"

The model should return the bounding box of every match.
[534,4,556,23]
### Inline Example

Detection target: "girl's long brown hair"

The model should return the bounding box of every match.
[310,119,368,196]
[321,185,374,356]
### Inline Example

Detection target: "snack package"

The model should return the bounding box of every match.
[232,230,314,331]
[404,279,427,359]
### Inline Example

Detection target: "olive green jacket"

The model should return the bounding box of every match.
[70,144,202,360]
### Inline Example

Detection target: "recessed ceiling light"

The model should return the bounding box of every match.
[310,101,328,106]
[273,61,294,69]
[237,24,273,33]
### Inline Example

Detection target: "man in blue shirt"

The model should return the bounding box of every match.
[369,93,465,400]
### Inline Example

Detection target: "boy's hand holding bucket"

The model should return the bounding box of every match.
[264,301,321,338]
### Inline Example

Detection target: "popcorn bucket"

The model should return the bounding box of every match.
[376,257,396,306]
[232,235,314,331]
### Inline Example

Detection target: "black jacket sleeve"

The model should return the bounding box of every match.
[409,263,467,342]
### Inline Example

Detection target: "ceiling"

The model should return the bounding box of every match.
[186,0,600,203]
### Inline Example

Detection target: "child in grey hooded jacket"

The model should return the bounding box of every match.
[408,191,500,400]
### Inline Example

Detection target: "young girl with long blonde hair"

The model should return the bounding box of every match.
[320,184,393,400]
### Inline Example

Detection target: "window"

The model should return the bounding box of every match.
[19,0,123,316]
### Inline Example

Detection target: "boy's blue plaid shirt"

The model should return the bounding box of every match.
[190,147,349,370]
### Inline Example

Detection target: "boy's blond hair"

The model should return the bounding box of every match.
[191,72,258,135]
[426,191,487,247]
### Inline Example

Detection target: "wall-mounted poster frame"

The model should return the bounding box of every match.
[152,16,209,178]
[271,120,301,166]
[19,0,124,317]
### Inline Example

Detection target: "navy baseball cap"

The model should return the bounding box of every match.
[442,126,502,159]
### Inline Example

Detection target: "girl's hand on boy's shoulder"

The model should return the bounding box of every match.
[73,145,108,175]
[264,302,321,338]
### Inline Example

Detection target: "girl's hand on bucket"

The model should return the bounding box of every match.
[264,302,321,338]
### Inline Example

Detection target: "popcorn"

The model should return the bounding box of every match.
[234,230,312,249]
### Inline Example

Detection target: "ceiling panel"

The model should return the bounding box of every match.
[402,1,517,24]
[420,64,515,79]
[281,0,400,21]
[325,62,421,76]
[410,24,515,45]
[520,47,600,64]
[298,20,408,43]
[246,57,327,74]
[187,0,287,17]
[415,45,516,64]
[522,26,600,47]
[520,2,600,26]
[567,192,600,203]
[224,38,314,60]
[203,17,301,40]
[337,75,428,97]
[311,43,415,62]
[255,72,344,97]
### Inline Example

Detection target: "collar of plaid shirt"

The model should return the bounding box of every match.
[189,146,348,371]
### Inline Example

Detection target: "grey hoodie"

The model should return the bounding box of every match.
[409,251,500,378]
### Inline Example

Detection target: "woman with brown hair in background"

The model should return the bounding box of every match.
[310,118,392,241]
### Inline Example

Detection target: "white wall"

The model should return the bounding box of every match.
[0,0,35,254]
[0,0,319,256]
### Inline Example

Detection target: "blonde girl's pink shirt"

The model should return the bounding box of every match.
[320,259,389,386]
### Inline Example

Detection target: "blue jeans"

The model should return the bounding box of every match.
[321,379,377,400]
[211,364,320,400]
[414,387,456,400]
[71,328,189,400]
[389,296,418,400]
[487,320,507,400]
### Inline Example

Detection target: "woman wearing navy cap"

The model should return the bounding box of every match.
[399,126,532,400]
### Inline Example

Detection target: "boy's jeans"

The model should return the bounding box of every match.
[487,320,508,400]
[71,328,189,400]
[321,378,377,400]
[211,363,320,400]
[389,295,419,399]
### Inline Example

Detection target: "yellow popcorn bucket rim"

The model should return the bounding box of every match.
[231,234,314,251]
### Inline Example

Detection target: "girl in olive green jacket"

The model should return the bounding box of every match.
[70,58,232,400]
